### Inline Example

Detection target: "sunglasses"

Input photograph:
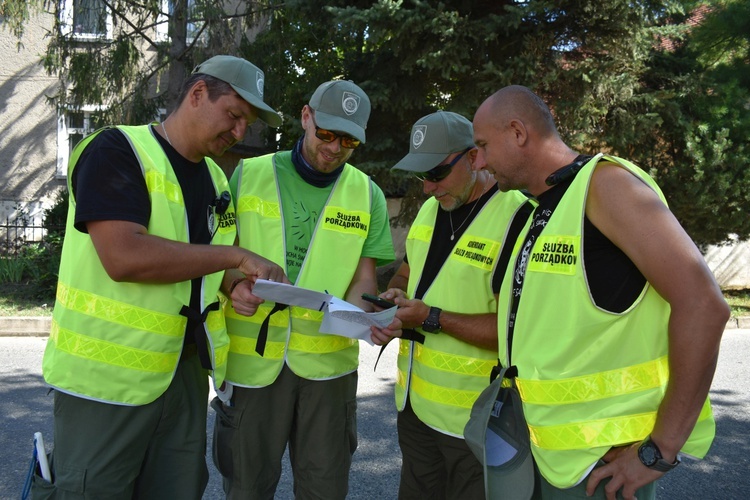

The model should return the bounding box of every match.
[311,116,361,149]
[414,147,471,182]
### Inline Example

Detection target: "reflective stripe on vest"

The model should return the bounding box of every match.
[50,321,178,373]
[226,152,369,386]
[43,125,233,405]
[56,281,186,338]
[496,154,715,487]
[528,397,714,451]
[518,356,669,405]
[396,190,530,436]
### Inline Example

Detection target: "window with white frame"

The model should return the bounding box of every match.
[155,0,205,44]
[61,0,113,39]
[56,108,165,178]
[56,107,105,178]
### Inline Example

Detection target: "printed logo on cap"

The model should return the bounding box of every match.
[256,71,264,97]
[412,125,427,149]
[341,91,360,115]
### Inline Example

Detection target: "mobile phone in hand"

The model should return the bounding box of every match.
[361,293,396,309]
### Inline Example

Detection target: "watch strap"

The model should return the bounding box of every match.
[638,436,680,472]
[421,306,442,333]
[648,457,681,473]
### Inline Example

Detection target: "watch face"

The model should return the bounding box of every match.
[639,443,657,466]
[423,319,439,332]
[422,307,441,333]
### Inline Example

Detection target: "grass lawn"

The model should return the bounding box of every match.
[1,282,749,318]
[0,283,54,316]
[724,289,750,318]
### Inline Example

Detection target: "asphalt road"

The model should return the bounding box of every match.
[0,331,747,499]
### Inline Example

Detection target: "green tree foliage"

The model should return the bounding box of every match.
[3,0,747,245]
[599,0,750,246]
[0,0,37,39]
[0,0,278,124]
[250,0,700,226]
[254,0,748,245]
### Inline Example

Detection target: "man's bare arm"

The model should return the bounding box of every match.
[386,261,410,294]
[87,220,287,284]
[585,162,729,498]
[344,257,379,312]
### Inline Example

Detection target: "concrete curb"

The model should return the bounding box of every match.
[0,316,51,336]
[725,315,750,329]
[0,315,748,337]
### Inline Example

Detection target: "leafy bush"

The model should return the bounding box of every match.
[33,190,68,299]
[0,257,25,283]
[0,191,67,303]
[43,190,68,247]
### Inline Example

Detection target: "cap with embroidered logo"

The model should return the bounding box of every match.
[392,111,475,173]
[309,80,371,144]
[192,55,282,128]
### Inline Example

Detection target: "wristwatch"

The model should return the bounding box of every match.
[637,436,680,472]
[421,306,442,333]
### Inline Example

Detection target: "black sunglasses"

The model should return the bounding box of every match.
[311,116,361,149]
[414,147,471,182]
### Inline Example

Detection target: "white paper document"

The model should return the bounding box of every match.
[252,279,331,311]
[251,279,397,346]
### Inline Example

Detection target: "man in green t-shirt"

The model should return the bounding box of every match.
[212,80,395,500]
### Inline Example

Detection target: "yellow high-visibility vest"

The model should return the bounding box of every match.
[496,154,715,488]
[44,125,234,405]
[225,151,371,385]
[396,189,531,436]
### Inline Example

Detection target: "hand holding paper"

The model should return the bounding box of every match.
[251,280,397,345]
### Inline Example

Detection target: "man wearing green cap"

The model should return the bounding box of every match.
[33,55,286,499]
[369,111,533,499]
[212,80,395,499]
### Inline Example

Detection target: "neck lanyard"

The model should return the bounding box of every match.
[505,185,570,366]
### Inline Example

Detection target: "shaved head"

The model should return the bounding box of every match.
[481,85,559,139]
[473,85,576,196]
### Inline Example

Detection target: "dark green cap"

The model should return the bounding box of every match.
[193,55,282,128]
[392,111,474,172]
[309,80,371,143]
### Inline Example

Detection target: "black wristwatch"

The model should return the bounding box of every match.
[421,306,442,333]
[637,436,680,472]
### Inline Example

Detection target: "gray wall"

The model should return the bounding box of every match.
[0,11,66,225]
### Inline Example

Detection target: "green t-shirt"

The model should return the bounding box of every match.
[230,152,395,283]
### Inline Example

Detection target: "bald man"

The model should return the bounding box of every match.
[471,85,728,500]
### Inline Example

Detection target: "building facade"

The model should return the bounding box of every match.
[0,9,64,235]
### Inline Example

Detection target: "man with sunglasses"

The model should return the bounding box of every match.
[213,80,395,499]
[369,111,533,499]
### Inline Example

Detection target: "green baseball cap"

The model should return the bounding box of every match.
[309,80,371,143]
[192,55,282,128]
[392,111,475,172]
[464,367,536,500]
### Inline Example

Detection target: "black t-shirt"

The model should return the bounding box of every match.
[72,126,218,342]
[409,184,505,299]
[72,126,215,244]
[535,169,646,313]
